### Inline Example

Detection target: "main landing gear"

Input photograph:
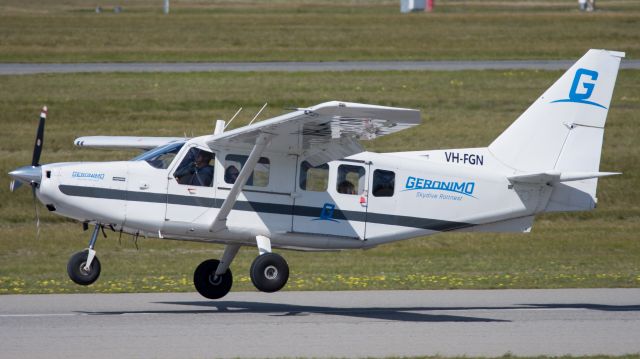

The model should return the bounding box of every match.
[193,245,238,299]
[193,235,290,300]
[67,224,102,286]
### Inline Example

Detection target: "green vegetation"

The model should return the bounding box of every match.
[394,356,640,359]
[0,70,639,294]
[1,0,639,62]
[390,356,640,359]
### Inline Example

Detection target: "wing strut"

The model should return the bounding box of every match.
[209,133,273,233]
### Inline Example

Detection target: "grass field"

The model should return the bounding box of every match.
[409,357,640,359]
[1,0,639,62]
[398,357,640,359]
[0,69,638,294]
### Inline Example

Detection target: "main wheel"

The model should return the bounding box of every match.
[67,250,101,286]
[193,259,233,300]
[250,253,289,293]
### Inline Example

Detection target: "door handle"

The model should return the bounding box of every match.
[139,182,149,190]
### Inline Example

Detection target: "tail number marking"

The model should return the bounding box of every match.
[444,152,484,166]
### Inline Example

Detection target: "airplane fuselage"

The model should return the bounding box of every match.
[36,143,550,251]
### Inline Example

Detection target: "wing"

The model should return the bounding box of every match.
[206,101,420,233]
[74,136,186,150]
[205,101,420,166]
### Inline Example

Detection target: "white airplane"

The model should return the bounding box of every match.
[9,49,624,299]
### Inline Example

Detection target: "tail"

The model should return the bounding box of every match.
[489,49,624,211]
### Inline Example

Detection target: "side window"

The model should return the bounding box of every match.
[299,161,329,192]
[224,154,270,187]
[173,147,215,187]
[372,169,395,197]
[336,164,365,195]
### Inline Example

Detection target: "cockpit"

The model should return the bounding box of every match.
[131,141,185,169]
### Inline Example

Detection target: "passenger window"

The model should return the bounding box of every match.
[336,164,365,195]
[224,154,270,187]
[173,147,215,187]
[299,161,329,192]
[372,169,395,197]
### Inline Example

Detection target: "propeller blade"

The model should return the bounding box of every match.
[32,184,41,240]
[10,179,23,192]
[31,106,47,167]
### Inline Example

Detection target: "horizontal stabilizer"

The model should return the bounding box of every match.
[74,136,186,150]
[508,171,620,184]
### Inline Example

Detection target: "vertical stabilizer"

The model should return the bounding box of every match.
[489,49,624,173]
[489,49,624,212]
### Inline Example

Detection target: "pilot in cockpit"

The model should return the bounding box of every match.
[174,149,214,187]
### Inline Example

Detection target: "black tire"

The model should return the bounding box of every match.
[67,250,101,286]
[250,253,289,293]
[193,259,233,300]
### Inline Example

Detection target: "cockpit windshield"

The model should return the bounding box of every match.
[131,141,185,169]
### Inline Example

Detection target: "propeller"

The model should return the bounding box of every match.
[8,106,47,238]
[32,184,41,239]
[32,106,46,167]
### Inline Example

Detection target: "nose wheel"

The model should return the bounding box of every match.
[67,249,101,285]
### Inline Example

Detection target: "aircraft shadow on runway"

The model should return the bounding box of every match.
[76,301,640,323]
[524,303,640,311]
[78,301,509,323]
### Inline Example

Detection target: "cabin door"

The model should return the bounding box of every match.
[163,145,218,236]
[292,159,368,240]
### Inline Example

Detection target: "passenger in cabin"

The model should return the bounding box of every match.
[193,151,214,186]
[225,165,239,184]
[175,149,214,187]
[337,180,356,195]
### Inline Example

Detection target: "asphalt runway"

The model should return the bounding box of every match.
[1,289,639,358]
[1,60,640,75]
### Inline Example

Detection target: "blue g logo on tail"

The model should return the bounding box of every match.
[551,68,607,109]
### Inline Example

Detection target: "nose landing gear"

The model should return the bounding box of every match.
[67,224,102,286]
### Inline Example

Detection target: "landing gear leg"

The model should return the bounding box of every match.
[67,224,102,286]
[250,235,289,293]
[193,244,239,300]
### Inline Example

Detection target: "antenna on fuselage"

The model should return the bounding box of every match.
[248,102,268,126]
[224,107,243,130]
